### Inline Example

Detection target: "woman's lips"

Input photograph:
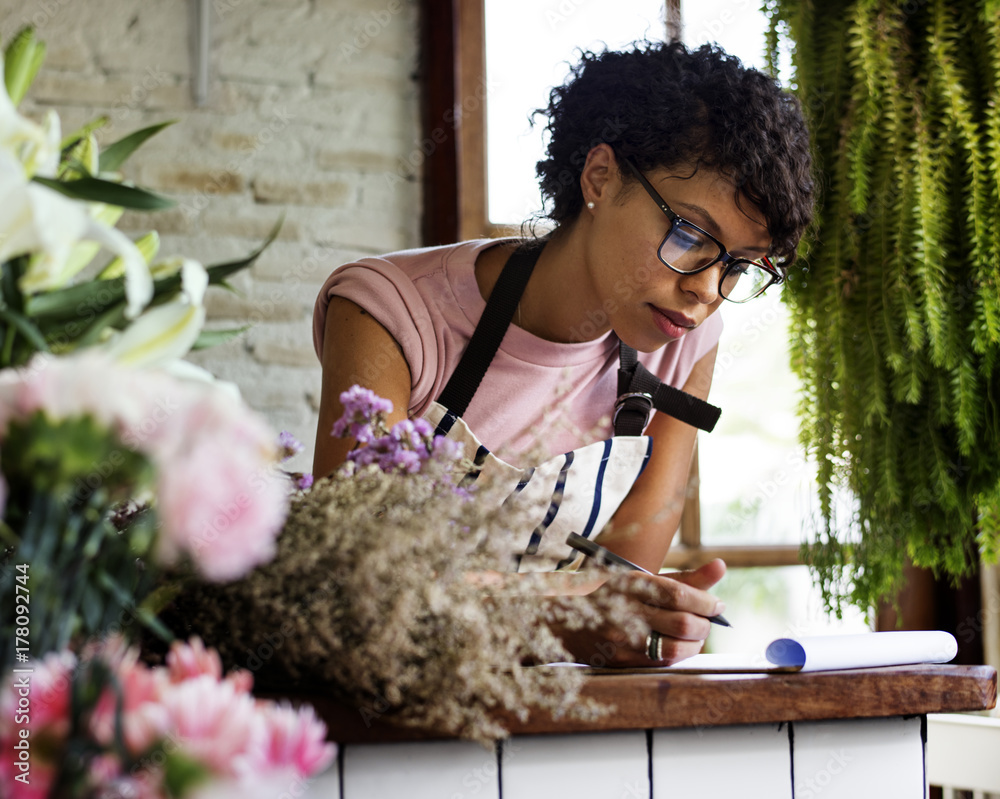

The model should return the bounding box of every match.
[650,305,695,338]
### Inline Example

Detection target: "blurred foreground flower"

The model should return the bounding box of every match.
[0,637,336,798]
[160,387,645,744]
[0,25,276,373]
[0,352,289,668]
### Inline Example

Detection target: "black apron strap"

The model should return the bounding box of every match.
[437,238,722,435]
[614,341,722,435]
[436,241,543,417]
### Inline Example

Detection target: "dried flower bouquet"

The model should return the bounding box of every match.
[163,388,650,743]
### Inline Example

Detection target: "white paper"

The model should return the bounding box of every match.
[664,630,958,673]
[762,630,958,672]
[545,630,959,673]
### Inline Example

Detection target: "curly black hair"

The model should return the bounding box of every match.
[534,41,814,265]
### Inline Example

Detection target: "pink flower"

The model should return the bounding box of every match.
[166,637,253,693]
[0,651,76,798]
[0,352,153,435]
[156,675,260,776]
[0,353,289,582]
[166,636,223,683]
[141,378,289,581]
[155,439,288,581]
[249,701,337,777]
[89,642,169,754]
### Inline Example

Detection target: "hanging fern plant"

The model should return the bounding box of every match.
[765,0,1000,614]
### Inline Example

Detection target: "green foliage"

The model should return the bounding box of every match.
[767,0,1000,615]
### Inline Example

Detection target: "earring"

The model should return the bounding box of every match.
[587,201,595,209]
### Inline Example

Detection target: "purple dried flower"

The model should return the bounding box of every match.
[411,417,435,438]
[431,435,464,462]
[331,385,394,443]
[341,385,393,417]
[295,473,314,491]
[278,430,305,461]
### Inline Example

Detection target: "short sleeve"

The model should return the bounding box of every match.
[312,259,437,396]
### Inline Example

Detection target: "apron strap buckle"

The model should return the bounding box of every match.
[613,392,654,435]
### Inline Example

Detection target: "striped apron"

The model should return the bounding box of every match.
[426,240,720,572]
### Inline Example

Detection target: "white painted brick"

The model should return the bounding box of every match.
[204,290,308,325]
[138,162,248,196]
[117,208,200,238]
[5,0,421,431]
[200,198,304,242]
[91,2,192,76]
[40,28,93,72]
[252,172,352,207]
[246,320,318,365]
[250,240,362,283]
[287,87,369,133]
[30,70,189,112]
[217,41,324,86]
[315,144,400,173]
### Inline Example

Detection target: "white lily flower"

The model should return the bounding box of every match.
[159,357,243,402]
[0,148,152,316]
[0,59,59,177]
[104,258,209,368]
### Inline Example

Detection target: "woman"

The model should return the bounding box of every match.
[312,42,814,666]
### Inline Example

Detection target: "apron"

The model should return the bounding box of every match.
[425,240,721,572]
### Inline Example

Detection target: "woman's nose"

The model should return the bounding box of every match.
[678,263,722,304]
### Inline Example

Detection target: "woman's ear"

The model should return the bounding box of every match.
[580,143,621,207]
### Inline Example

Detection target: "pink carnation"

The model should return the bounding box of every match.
[139,376,289,581]
[0,353,290,581]
[250,701,337,777]
[89,640,169,754]
[155,438,288,581]
[166,637,253,693]
[0,651,77,799]
[156,675,260,776]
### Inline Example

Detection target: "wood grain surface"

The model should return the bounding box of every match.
[257,663,996,745]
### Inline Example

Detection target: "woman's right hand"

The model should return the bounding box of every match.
[550,559,727,668]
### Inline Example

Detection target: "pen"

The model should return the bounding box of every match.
[566,532,732,628]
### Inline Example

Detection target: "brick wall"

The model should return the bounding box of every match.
[2,0,421,474]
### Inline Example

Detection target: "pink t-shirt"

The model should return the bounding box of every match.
[313,239,723,461]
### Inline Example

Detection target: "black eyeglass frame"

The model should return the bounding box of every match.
[620,157,783,303]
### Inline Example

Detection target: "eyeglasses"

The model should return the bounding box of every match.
[620,158,782,303]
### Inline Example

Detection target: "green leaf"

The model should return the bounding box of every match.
[25,276,126,321]
[60,116,109,152]
[73,301,128,347]
[191,325,250,350]
[3,26,46,107]
[162,751,213,799]
[99,120,177,173]
[98,231,160,279]
[0,305,49,354]
[1,256,27,312]
[32,176,176,210]
[205,214,283,284]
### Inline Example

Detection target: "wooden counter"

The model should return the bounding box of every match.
[283,663,996,744]
[276,665,996,799]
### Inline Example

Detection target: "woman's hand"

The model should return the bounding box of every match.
[550,559,727,668]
